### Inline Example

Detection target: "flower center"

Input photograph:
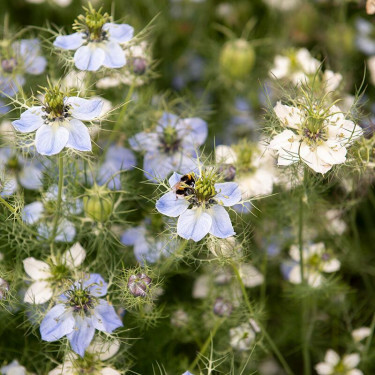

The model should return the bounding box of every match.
[333,361,348,374]
[194,174,217,202]
[42,86,70,123]
[67,287,96,314]
[50,263,70,282]
[301,115,327,145]
[159,125,181,154]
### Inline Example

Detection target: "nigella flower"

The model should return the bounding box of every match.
[97,145,136,190]
[0,38,46,97]
[315,350,363,375]
[229,320,257,351]
[23,243,86,304]
[156,170,241,242]
[12,85,103,156]
[268,101,363,174]
[129,112,208,181]
[49,337,121,375]
[53,6,134,72]
[40,273,123,357]
[282,242,341,288]
[0,147,44,197]
[121,220,176,264]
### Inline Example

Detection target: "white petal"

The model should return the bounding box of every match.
[347,370,364,375]
[35,124,69,156]
[239,264,264,287]
[273,102,303,129]
[64,119,92,152]
[269,56,290,79]
[12,106,44,133]
[65,97,103,121]
[299,143,332,174]
[54,33,85,50]
[322,259,341,273]
[342,353,361,369]
[325,349,340,366]
[269,129,298,151]
[101,368,121,375]
[215,145,238,164]
[208,205,235,238]
[103,42,126,69]
[87,338,121,360]
[24,281,53,304]
[177,208,212,242]
[103,23,134,43]
[62,242,86,269]
[23,257,51,280]
[315,362,334,375]
[352,327,371,342]
[74,45,105,71]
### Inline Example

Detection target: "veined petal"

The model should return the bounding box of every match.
[177,208,212,242]
[40,304,75,341]
[269,129,298,151]
[23,257,51,280]
[12,106,44,133]
[64,119,92,152]
[103,42,126,69]
[35,124,69,156]
[208,205,235,238]
[273,102,304,129]
[54,32,85,50]
[82,273,108,297]
[103,23,134,43]
[24,281,53,304]
[156,191,189,217]
[74,45,105,71]
[65,97,103,121]
[22,201,44,224]
[214,182,241,206]
[92,300,123,333]
[62,242,86,269]
[299,144,332,174]
[67,316,95,357]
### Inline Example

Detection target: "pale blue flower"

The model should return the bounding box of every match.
[97,145,136,190]
[355,18,375,56]
[12,96,103,156]
[0,147,44,197]
[53,23,134,71]
[40,273,123,357]
[156,172,241,242]
[129,112,207,181]
[121,220,176,264]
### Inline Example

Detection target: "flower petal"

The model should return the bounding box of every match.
[177,208,212,242]
[208,205,235,238]
[22,201,44,224]
[82,273,108,297]
[12,106,44,133]
[67,316,95,357]
[74,45,105,71]
[35,124,70,156]
[65,97,103,121]
[342,353,361,369]
[64,119,92,152]
[103,42,126,69]
[24,281,53,304]
[18,162,43,190]
[54,32,85,50]
[62,242,86,269]
[103,23,134,43]
[101,368,121,375]
[40,304,75,341]
[315,363,333,375]
[121,226,145,246]
[92,299,123,333]
[215,182,241,206]
[156,191,189,217]
[23,257,51,280]
[129,131,159,152]
[324,349,340,366]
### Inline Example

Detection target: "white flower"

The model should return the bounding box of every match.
[269,101,363,174]
[269,49,320,85]
[352,327,371,343]
[287,242,340,288]
[325,209,347,236]
[23,243,86,304]
[230,320,256,351]
[315,350,363,375]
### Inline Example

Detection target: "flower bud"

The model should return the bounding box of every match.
[213,297,232,317]
[127,273,152,297]
[219,39,255,80]
[83,184,113,222]
[132,57,148,75]
[0,278,9,300]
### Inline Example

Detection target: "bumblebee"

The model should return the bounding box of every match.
[173,173,195,197]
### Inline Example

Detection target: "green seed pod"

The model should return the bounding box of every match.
[219,39,255,80]
[83,184,113,222]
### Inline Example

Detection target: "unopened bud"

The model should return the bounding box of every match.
[132,57,147,75]
[127,273,152,297]
[83,184,113,222]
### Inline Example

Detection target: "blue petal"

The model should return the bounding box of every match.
[121,226,145,246]
[74,45,105,71]
[103,23,134,43]
[55,219,76,242]
[22,201,44,224]
[214,182,241,206]
[82,273,108,297]
[1,176,17,197]
[158,112,179,129]
[177,208,212,242]
[105,145,136,171]
[13,39,47,75]
[12,106,44,133]
[65,119,92,152]
[40,304,75,341]
[35,124,70,155]
[67,316,95,357]
[54,32,85,50]
[103,42,126,69]
[143,152,174,181]
[208,205,235,238]
[129,131,159,152]
[92,299,123,333]
[65,97,103,121]
[178,117,208,146]
[156,191,189,217]
[19,161,44,190]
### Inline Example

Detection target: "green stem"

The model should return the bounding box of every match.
[189,318,224,372]
[51,153,64,243]
[231,262,294,375]
[298,193,304,283]
[364,313,375,357]
[0,195,17,214]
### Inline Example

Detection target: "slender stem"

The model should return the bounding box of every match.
[51,153,64,242]
[231,262,294,375]
[298,193,304,283]
[364,313,375,357]
[0,195,17,214]
[189,318,224,372]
